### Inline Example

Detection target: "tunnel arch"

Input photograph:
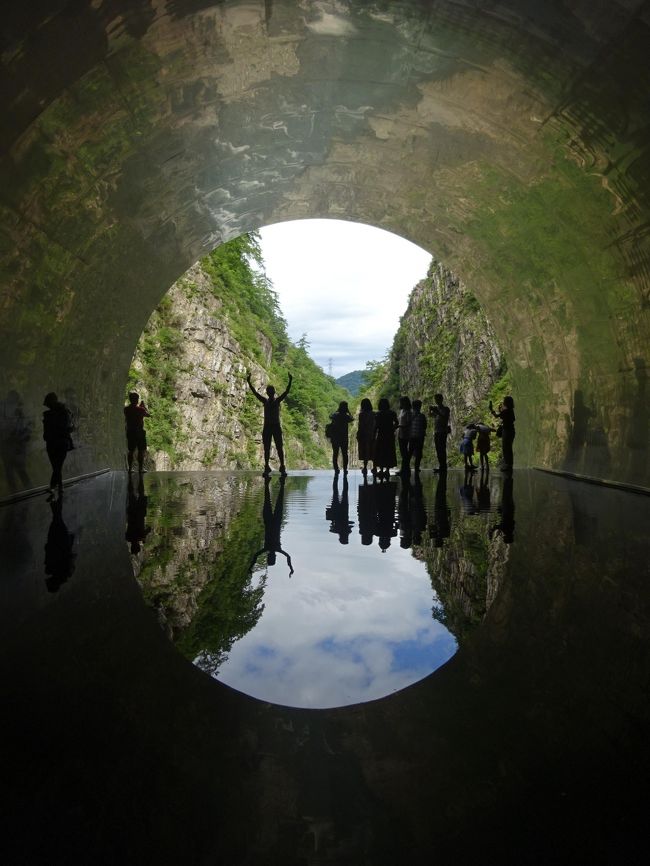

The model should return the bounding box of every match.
[1,0,649,496]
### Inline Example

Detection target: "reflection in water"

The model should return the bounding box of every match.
[44,499,76,593]
[132,472,514,708]
[125,474,150,554]
[325,475,353,544]
[249,476,293,575]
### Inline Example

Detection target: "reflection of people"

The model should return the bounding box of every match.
[397,477,413,549]
[429,393,450,472]
[329,400,353,474]
[247,371,292,477]
[43,392,74,501]
[489,396,516,472]
[1,390,32,491]
[125,474,150,554]
[375,479,397,552]
[124,391,150,473]
[459,468,479,514]
[491,475,515,543]
[326,474,354,544]
[44,499,76,592]
[410,476,427,545]
[357,478,376,545]
[429,471,451,547]
[476,469,491,512]
[249,476,294,574]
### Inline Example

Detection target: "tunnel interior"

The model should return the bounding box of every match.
[1,0,650,497]
[2,4,650,864]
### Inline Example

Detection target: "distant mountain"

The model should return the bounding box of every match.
[336,369,367,396]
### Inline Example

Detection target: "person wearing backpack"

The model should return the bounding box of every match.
[329,400,354,474]
[42,392,74,500]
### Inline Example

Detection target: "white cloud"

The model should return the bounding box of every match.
[258,219,432,378]
[213,474,456,708]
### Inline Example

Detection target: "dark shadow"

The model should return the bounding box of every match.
[125,474,150,555]
[564,388,611,477]
[476,469,491,513]
[459,468,479,515]
[429,471,451,548]
[0,390,33,491]
[397,477,413,549]
[491,475,515,544]
[626,357,649,478]
[357,478,376,546]
[410,476,427,546]
[325,475,354,545]
[250,476,293,574]
[44,499,76,592]
[375,479,397,552]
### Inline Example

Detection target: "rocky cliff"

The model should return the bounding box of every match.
[382,259,509,460]
[129,234,349,470]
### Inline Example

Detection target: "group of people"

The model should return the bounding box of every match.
[38,372,515,499]
[325,391,515,478]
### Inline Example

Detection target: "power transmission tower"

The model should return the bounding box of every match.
[328,357,333,376]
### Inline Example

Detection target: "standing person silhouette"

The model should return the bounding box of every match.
[489,395,516,472]
[429,393,450,473]
[249,476,294,575]
[408,399,428,474]
[329,400,353,474]
[124,392,150,473]
[373,397,398,479]
[247,371,292,477]
[42,392,74,501]
[356,398,376,476]
[397,396,413,476]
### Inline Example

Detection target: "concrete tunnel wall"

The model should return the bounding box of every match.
[1,0,649,498]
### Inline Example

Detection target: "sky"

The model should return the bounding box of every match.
[258,219,432,379]
[213,474,456,709]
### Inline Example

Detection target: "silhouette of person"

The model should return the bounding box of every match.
[429,393,450,473]
[475,422,496,471]
[357,477,376,545]
[42,392,74,501]
[375,479,397,552]
[124,391,150,473]
[429,471,451,548]
[459,424,478,472]
[247,371,292,477]
[249,476,294,574]
[408,399,428,474]
[491,475,515,543]
[1,390,32,491]
[397,396,413,476]
[326,474,354,544]
[373,397,398,480]
[44,498,76,592]
[490,395,516,472]
[125,474,150,555]
[356,398,376,476]
[329,400,353,474]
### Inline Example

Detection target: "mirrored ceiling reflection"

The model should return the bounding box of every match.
[129,471,510,708]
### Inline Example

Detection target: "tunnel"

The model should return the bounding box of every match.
[1,0,649,497]
[2,3,650,864]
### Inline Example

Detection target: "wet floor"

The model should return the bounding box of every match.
[1,469,650,865]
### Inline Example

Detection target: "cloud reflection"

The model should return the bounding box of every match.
[214,475,457,708]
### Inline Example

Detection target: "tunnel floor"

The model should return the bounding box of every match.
[2,469,650,865]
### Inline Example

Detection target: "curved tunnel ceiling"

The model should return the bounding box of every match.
[1,0,649,494]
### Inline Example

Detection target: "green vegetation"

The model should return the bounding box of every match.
[129,232,350,467]
[335,369,367,396]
